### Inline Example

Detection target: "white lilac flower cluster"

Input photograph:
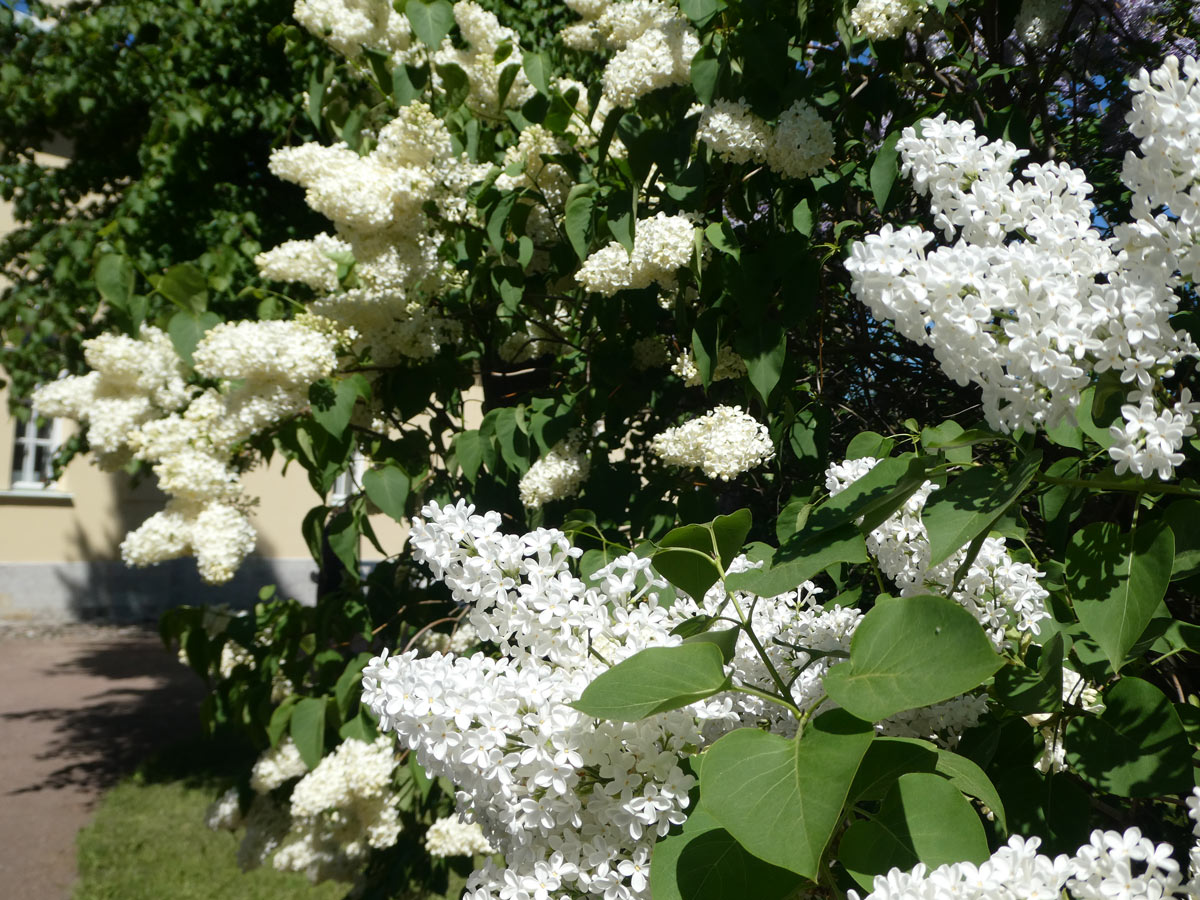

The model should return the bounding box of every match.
[670,345,748,386]
[223,736,403,884]
[263,99,473,362]
[1014,0,1069,48]
[35,321,337,583]
[846,59,1200,480]
[850,787,1200,900]
[33,326,189,469]
[649,405,774,480]
[517,438,591,509]
[424,815,495,858]
[293,0,414,62]
[1026,667,1105,775]
[698,98,835,179]
[849,0,931,40]
[432,2,535,113]
[360,501,995,900]
[825,457,1050,648]
[562,0,699,107]
[576,212,696,295]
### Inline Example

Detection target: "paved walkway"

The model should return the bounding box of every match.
[0,625,203,900]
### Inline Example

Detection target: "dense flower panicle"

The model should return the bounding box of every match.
[650,405,774,480]
[846,66,1200,479]
[293,0,413,61]
[254,234,350,292]
[849,0,930,40]
[670,345,747,386]
[518,438,591,509]
[699,98,834,179]
[432,1,534,112]
[576,212,695,294]
[251,738,309,793]
[849,790,1200,900]
[564,0,699,105]
[230,736,403,884]
[192,320,339,389]
[34,327,189,466]
[424,815,495,857]
[825,457,1050,647]
[361,502,989,900]
[1015,0,1069,47]
[631,335,670,370]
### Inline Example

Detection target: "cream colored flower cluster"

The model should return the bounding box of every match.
[424,815,495,858]
[121,320,337,583]
[218,736,404,885]
[432,1,534,113]
[293,0,414,62]
[576,212,696,295]
[698,98,834,179]
[262,101,472,363]
[649,405,774,480]
[518,438,591,509]
[670,345,747,386]
[849,0,930,40]
[33,326,189,469]
[563,0,699,107]
[255,234,350,293]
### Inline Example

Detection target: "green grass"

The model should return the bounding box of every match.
[74,737,345,900]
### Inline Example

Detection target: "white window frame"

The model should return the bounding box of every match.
[329,450,367,508]
[10,407,62,491]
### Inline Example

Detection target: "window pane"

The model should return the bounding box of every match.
[11,442,26,483]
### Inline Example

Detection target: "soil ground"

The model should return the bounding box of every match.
[0,623,203,900]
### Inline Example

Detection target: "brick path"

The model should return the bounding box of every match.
[0,628,202,899]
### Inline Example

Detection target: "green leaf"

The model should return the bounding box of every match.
[95,254,134,309]
[792,200,814,237]
[1164,500,1200,580]
[339,707,379,742]
[267,696,298,747]
[522,50,550,94]
[406,0,454,47]
[289,697,326,770]
[846,431,894,460]
[690,45,720,105]
[994,632,1064,716]
[1064,676,1193,797]
[823,594,1002,721]
[455,430,483,483]
[701,710,874,879]
[159,263,209,314]
[710,509,752,568]
[683,626,740,663]
[571,643,730,721]
[308,373,368,438]
[326,507,360,574]
[815,454,931,535]
[1067,521,1174,672]
[932,748,1007,834]
[678,0,726,26]
[921,450,1041,568]
[362,465,410,521]
[564,183,597,260]
[704,221,740,261]
[334,652,374,717]
[869,131,901,212]
[848,737,937,803]
[724,523,866,596]
[653,548,722,601]
[438,61,470,109]
[839,773,989,889]
[167,310,221,365]
[650,806,803,900]
[734,321,786,407]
